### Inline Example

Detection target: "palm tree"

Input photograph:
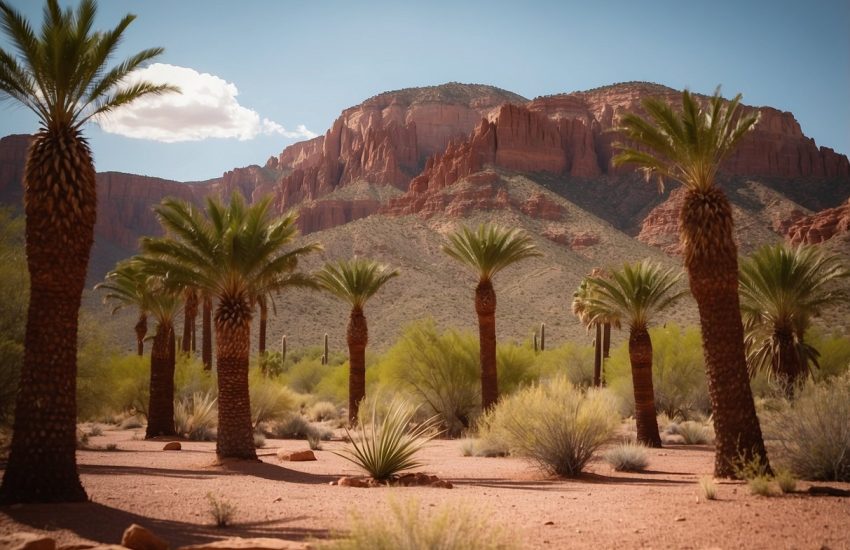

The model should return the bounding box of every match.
[585,261,686,447]
[572,269,614,387]
[0,0,175,503]
[739,243,848,392]
[97,258,181,438]
[181,287,199,353]
[142,193,320,459]
[613,87,769,477]
[201,293,213,370]
[443,224,541,410]
[316,259,399,424]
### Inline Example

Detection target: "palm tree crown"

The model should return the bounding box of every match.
[0,0,177,131]
[612,88,759,194]
[586,261,686,330]
[443,223,541,282]
[316,258,399,309]
[739,243,848,381]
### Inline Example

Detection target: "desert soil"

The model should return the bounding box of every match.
[1,427,849,549]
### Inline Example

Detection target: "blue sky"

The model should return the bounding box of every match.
[1,0,848,182]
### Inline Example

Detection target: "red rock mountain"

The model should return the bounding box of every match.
[2,81,849,275]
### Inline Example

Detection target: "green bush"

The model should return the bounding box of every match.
[77,316,128,420]
[606,324,709,419]
[761,373,850,481]
[174,355,216,401]
[334,399,440,480]
[807,328,850,382]
[324,499,518,550]
[309,401,340,422]
[249,368,298,428]
[478,377,619,477]
[531,342,595,387]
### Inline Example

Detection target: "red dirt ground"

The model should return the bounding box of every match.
[1,427,849,549]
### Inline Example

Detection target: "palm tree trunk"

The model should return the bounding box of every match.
[593,323,603,387]
[215,295,257,460]
[347,306,368,425]
[603,322,611,358]
[135,312,148,356]
[776,328,802,397]
[146,321,176,438]
[629,328,662,447]
[258,298,268,356]
[0,129,93,503]
[182,289,198,354]
[681,186,770,478]
[476,280,498,410]
[202,295,212,370]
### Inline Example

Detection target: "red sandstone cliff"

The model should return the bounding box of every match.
[786,199,850,245]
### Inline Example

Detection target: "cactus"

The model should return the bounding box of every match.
[540,323,545,351]
[322,333,329,365]
[280,334,287,364]
[533,332,539,353]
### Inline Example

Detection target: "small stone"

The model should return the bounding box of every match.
[544,521,554,526]
[0,533,56,550]
[122,524,168,550]
[277,450,316,462]
[163,442,181,451]
[674,516,686,522]
[337,476,369,488]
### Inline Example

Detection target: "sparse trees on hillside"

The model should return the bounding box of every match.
[613,87,770,477]
[0,0,176,503]
[443,224,541,411]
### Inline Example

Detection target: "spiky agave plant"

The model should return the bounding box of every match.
[0,0,176,503]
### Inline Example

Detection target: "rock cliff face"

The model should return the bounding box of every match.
[786,199,850,245]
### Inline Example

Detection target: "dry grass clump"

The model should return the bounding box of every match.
[309,400,340,422]
[324,499,518,550]
[478,377,619,477]
[666,420,714,445]
[207,493,236,527]
[698,476,717,500]
[604,442,649,472]
[459,438,508,458]
[174,391,217,441]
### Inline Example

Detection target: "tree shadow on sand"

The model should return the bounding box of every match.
[3,501,329,547]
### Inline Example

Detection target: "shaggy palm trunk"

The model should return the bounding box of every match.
[681,186,770,478]
[146,321,176,438]
[0,128,94,503]
[593,323,603,387]
[476,280,498,410]
[202,295,212,370]
[629,328,662,447]
[775,328,803,397]
[347,306,368,425]
[182,289,198,354]
[214,294,257,460]
[258,298,268,356]
[603,323,611,358]
[135,312,148,356]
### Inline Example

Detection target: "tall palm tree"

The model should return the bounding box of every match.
[97,258,181,438]
[181,287,198,353]
[0,0,175,503]
[141,193,320,459]
[443,224,541,410]
[316,259,399,424]
[739,243,848,392]
[613,87,769,477]
[585,261,686,447]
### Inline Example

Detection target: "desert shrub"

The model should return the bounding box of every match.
[313,363,350,405]
[495,343,537,394]
[479,377,619,477]
[174,355,216,401]
[775,469,797,493]
[748,476,773,496]
[531,342,596,387]
[334,399,440,480]
[88,424,104,437]
[119,415,144,430]
[698,476,716,500]
[249,368,298,428]
[606,324,709,419]
[377,320,479,437]
[459,437,508,458]
[807,328,850,381]
[104,443,119,451]
[283,357,330,394]
[253,432,266,448]
[266,413,331,440]
[76,317,128,420]
[309,401,340,422]
[761,373,850,481]
[325,499,518,550]
[676,420,714,445]
[174,391,217,441]
[307,432,323,450]
[207,493,236,527]
[604,442,649,471]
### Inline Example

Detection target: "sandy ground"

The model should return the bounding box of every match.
[1,426,849,550]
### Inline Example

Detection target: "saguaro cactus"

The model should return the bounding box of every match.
[322,333,329,365]
[540,323,546,351]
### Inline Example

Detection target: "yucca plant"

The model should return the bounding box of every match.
[333,400,440,481]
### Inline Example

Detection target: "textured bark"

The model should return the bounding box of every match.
[347,307,368,424]
[775,328,803,395]
[476,280,498,410]
[202,295,212,370]
[0,128,93,503]
[593,323,603,387]
[258,298,268,356]
[629,328,662,447]
[603,323,611,359]
[135,313,147,356]
[146,321,176,438]
[182,289,198,354]
[215,294,257,460]
[681,186,770,477]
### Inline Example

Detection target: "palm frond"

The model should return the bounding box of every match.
[443,223,541,282]
[315,258,399,309]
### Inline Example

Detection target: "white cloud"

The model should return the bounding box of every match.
[94,63,316,143]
